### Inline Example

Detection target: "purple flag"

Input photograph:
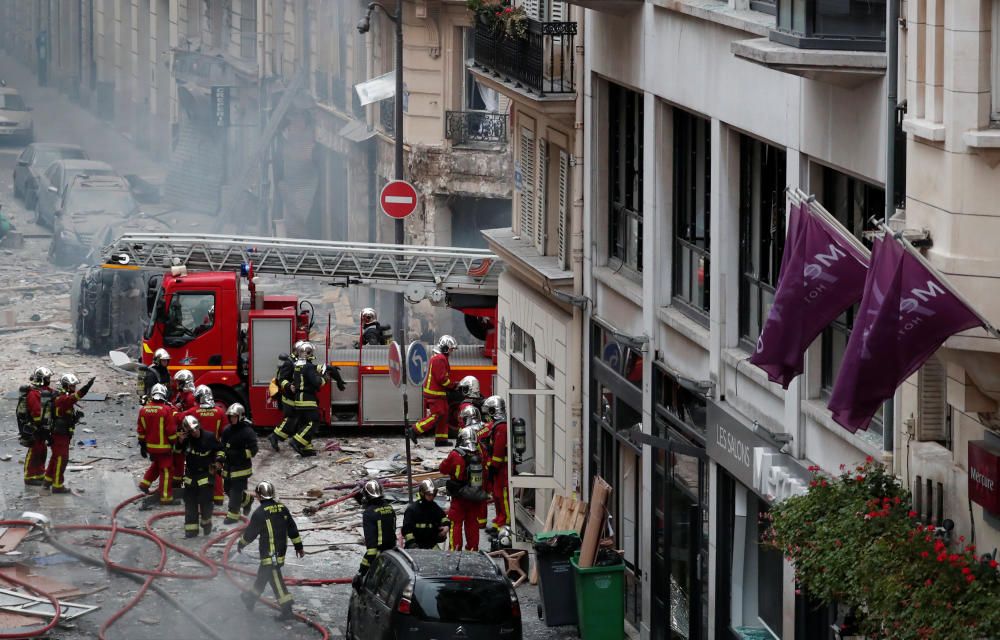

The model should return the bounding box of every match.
[749,205,870,388]
[828,237,983,432]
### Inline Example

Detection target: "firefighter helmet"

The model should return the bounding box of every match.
[496,526,513,549]
[456,426,478,454]
[418,479,437,500]
[149,383,169,402]
[460,405,482,428]
[153,348,171,364]
[59,373,80,391]
[226,403,246,419]
[292,340,304,354]
[255,480,275,500]
[362,479,384,501]
[173,369,195,391]
[296,341,316,360]
[30,366,52,386]
[194,384,214,407]
[180,415,200,433]
[434,335,457,355]
[458,376,481,399]
[361,308,377,324]
[483,395,507,421]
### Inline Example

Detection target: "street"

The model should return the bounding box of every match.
[0,53,576,640]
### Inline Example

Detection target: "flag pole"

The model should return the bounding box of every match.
[876,222,1000,340]
[793,188,872,259]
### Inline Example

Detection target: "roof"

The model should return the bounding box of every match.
[56,160,113,171]
[402,550,502,579]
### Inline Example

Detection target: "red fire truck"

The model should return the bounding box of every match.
[101,233,501,429]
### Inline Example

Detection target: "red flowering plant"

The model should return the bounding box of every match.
[466,0,528,40]
[767,457,1000,639]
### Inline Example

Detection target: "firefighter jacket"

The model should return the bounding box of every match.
[361,499,397,573]
[361,321,387,346]
[172,389,197,413]
[440,448,488,502]
[239,499,302,566]
[486,420,508,472]
[402,498,449,549]
[26,386,54,427]
[141,364,170,397]
[475,420,493,450]
[188,406,225,439]
[423,352,455,398]
[273,358,294,403]
[219,419,258,479]
[52,379,94,436]
[180,429,222,484]
[283,360,324,409]
[136,402,177,453]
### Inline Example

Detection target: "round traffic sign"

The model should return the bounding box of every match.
[602,342,623,374]
[388,342,403,388]
[380,180,418,219]
[406,341,429,389]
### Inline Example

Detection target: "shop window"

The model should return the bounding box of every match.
[729,483,784,638]
[738,135,786,350]
[653,366,708,442]
[672,108,711,320]
[608,82,644,275]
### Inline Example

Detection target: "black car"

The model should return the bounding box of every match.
[347,549,522,640]
[12,143,88,210]
[50,174,139,266]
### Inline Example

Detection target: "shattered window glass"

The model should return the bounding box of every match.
[164,292,215,339]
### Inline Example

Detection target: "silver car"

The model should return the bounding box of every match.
[35,159,116,229]
[0,88,33,142]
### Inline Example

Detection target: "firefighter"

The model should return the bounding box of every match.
[139,349,171,399]
[286,342,325,457]
[439,426,489,551]
[45,373,95,493]
[189,385,226,505]
[268,342,302,452]
[410,335,458,447]
[171,369,196,487]
[176,415,221,537]
[219,403,258,524]
[401,479,450,549]
[359,308,388,346]
[137,383,178,504]
[483,395,510,530]
[22,367,54,486]
[236,480,303,621]
[358,480,396,575]
[460,405,490,530]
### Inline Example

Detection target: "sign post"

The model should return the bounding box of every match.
[380,180,418,219]
[388,342,413,503]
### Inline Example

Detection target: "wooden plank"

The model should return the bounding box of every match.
[0,568,82,599]
[0,610,39,629]
[0,528,29,553]
[570,500,588,534]
[578,477,612,568]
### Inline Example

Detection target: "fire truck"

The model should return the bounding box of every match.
[99,233,501,429]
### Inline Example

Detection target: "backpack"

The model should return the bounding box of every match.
[15,386,52,447]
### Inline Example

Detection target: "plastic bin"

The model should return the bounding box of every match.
[571,550,625,640]
[533,531,581,626]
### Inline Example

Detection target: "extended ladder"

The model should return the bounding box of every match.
[101,233,502,300]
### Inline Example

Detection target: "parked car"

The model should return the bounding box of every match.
[50,175,140,266]
[0,87,33,143]
[12,143,88,209]
[35,160,116,228]
[347,549,522,640]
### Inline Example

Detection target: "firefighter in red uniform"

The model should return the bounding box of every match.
[23,367,54,486]
[45,373,95,493]
[482,395,510,530]
[137,383,179,504]
[460,406,490,530]
[439,426,489,551]
[171,369,196,487]
[188,385,226,505]
[411,335,458,447]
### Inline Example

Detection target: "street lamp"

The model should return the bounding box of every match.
[358,0,405,354]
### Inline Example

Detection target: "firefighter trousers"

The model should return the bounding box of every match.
[291,408,319,452]
[271,404,297,441]
[223,475,252,521]
[252,562,294,611]
[491,471,510,527]
[183,475,214,535]
[140,452,174,503]
[172,451,185,487]
[44,433,71,489]
[447,497,482,551]
[415,397,451,443]
[23,438,47,482]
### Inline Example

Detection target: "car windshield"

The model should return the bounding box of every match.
[64,168,113,186]
[36,148,85,167]
[411,579,512,625]
[1,93,27,111]
[64,189,137,216]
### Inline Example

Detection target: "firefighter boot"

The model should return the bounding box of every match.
[240,591,257,612]
[275,604,294,621]
[268,433,281,452]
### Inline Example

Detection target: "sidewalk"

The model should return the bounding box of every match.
[0,54,166,183]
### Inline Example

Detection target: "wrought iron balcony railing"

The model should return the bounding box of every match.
[473,17,577,97]
[380,98,395,136]
[445,110,508,145]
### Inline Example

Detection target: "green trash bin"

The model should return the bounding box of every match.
[571,550,625,640]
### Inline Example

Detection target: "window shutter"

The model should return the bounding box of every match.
[518,127,535,242]
[523,0,542,21]
[558,149,570,269]
[916,355,948,441]
[536,139,548,252]
[549,0,567,22]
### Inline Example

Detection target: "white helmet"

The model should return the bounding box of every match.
[456,427,478,454]
[194,384,214,408]
[460,405,482,429]
[434,335,457,355]
[362,479,384,501]
[153,348,171,364]
[458,376,480,399]
[361,308,377,324]
[483,395,506,421]
[149,383,169,402]
[59,373,80,391]
[296,341,315,360]
[226,403,246,419]
[180,415,200,433]
[173,369,195,391]
[255,480,275,500]
[31,366,52,386]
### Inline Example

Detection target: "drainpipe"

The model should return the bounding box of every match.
[883,0,899,464]
[571,4,586,495]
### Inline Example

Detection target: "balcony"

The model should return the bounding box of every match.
[445,111,508,146]
[380,98,395,137]
[472,17,577,98]
[562,0,641,13]
[770,0,886,52]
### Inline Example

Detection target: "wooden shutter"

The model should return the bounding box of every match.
[549,0,567,22]
[535,139,548,252]
[523,0,542,21]
[518,127,535,242]
[916,355,948,441]
[558,149,570,269]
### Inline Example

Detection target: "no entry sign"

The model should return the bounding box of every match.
[388,342,403,388]
[380,180,418,219]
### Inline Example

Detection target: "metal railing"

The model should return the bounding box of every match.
[445,110,508,145]
[380,98,395,136]
[473,17,577,96]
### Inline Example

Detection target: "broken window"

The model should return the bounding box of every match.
[164,292,216,343]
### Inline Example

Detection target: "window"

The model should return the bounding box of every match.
[412,579,514,625]
[738,135,786,349]
[772,0,887,51]
[164,292,216,343]
[608,83,643,274]
[672,109,711,319]
[240,0,257,60]
[750,0,776,15]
